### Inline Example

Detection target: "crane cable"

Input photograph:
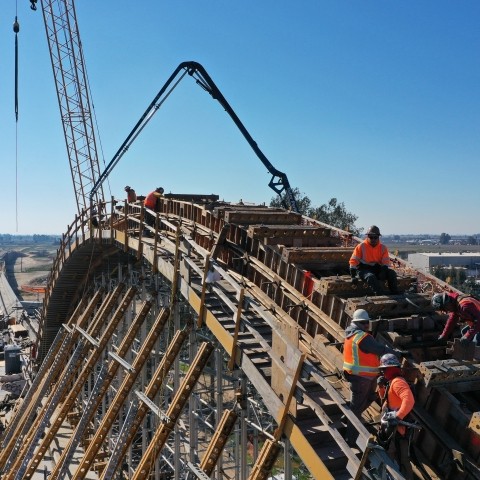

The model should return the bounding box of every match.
[13,3,20,232]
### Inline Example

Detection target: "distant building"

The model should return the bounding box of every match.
[408,252,480,276]
[419,239,437,245]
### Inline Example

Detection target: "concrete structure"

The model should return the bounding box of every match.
[408,252,480,276]
[0,272,23,321]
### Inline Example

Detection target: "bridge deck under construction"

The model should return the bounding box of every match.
[1,195,479,480]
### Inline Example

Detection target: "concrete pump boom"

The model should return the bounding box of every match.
[90,61,299,212]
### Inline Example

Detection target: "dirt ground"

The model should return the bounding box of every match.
[1,245,56,302]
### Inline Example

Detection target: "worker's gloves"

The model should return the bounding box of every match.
[377,376,388,388]
[459,335,471,346]
[350,268,358,285]
[382,411,398,426]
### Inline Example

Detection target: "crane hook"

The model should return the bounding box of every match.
[30,0,38,11]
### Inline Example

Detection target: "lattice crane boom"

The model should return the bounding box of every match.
[40,0,103,213]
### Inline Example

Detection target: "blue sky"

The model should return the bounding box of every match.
[0,1,479,235]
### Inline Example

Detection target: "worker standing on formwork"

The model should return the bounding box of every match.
[377,354,416,480]
[342,309,403,445]
[144,187,164,229]
[124,186,137,203]
[349,225,398,295]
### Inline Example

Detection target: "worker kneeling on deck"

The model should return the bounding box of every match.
[343,309,403,445]
[377,354,416,480]
[349,225,398,295]
[432,292,480,345]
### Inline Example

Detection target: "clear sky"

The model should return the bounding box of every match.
[0,1,479,235]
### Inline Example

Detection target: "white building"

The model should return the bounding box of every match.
[408,252,480,277]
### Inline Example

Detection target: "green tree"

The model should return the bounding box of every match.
[270,187,311,215]
[309,198,361,234]
[270,189,361,235]
[431,265,446,281]
[439,233,451,245]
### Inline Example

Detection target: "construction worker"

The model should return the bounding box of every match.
[343,309,404,445]
[124,185,137,203]
[432,292,480,345]
[144,187,164,211]
[349,225,398,295]
[144,187,164,229]
[377,353,415,480]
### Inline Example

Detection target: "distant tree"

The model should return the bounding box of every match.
[431,265,445,281]
[439,233,451,245]
[456,268,467,286]
[464,278,480,297]
[309,198,362,234]
[270,187,311,215]
[467,236,478,245]
[270,190,361,235]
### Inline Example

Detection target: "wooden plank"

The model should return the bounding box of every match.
[163,193,219,203]
[224,210,302,225]
[468,412,480,437]
[344,293,433,318]
[418,358,480,387]
[247,225,331,239]
[316,275,417,296]
[263,236,341,248]
[212,204,273,220]
[281,247,353,264]
[446,337,476,361]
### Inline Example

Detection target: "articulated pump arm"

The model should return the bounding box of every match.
[90,61,299,212]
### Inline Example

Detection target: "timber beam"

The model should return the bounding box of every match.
[344,293,433,318]
[315,275,417,296]
[223,210,302,225]
[281,247,353,265]
[418,358,480,387]
[132,342,214,480]
[163,193,220,203]
[247,224,332,239]
[199,409,238,475]
[247,225,339,247]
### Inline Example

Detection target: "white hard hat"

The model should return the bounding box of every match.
[351,309,370,324]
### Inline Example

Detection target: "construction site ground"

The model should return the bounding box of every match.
[0,244,56,304]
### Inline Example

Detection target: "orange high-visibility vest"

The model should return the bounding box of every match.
[349,240,390,268]
[144,191,159,210]
[383,376,415,435]
[343,331,379,377]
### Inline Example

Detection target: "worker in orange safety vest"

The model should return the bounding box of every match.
[144,187,164,210]
[144,187,164,229]
[343,309,404,445]
[377,353,416,480]
[349,225,398,295]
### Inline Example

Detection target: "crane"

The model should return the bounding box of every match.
[90,61,299,213]
[33,0,104,214]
